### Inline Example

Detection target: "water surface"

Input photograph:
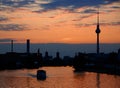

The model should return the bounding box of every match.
[0,67,120,88]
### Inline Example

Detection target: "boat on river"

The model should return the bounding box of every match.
[37,70,46,80]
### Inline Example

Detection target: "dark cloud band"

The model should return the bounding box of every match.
[40,0,119,11]
[0,16,9,22]
[0,24,26,31]
[75,22,120,27]
[1,0,35,7]
[1,0,119,11]
[0,38,13,42]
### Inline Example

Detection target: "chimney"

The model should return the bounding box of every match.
[27,39,30,54]
[11,40,13,52]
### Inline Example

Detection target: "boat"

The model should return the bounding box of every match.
[37,70,46,80]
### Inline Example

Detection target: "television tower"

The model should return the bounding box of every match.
[95,8,101,54]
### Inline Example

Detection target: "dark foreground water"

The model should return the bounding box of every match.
[0,67,120,88]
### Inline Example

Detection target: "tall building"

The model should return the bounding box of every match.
[95,9,101,54]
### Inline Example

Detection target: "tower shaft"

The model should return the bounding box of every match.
[97,34,100,54]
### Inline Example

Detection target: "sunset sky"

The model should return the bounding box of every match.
[0,0,120,44]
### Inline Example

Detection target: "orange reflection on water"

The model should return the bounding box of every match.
[0,67,120,88]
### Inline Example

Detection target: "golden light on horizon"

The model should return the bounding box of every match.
[0,24,119,44]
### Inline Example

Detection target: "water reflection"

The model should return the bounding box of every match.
[27,73,36,78]
[74,72,85,78]
[0,67,119,88]
[96,73,100,88]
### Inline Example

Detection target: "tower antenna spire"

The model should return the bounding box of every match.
[97,7,99,26]
[96,7,100,30]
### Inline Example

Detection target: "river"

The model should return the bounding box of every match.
[0,67,120,88]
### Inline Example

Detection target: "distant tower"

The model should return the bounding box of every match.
[11,40,13,52]
[27,39,30,54]
[95,8,101,54]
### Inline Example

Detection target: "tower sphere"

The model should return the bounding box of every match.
[96,28,101,34]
